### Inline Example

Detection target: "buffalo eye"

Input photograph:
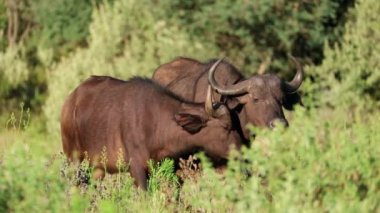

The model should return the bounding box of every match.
[252,98,259,103]
[212,102,223,110]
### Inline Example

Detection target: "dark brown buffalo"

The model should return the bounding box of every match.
[61,67,241,189]
[152,56,304,142]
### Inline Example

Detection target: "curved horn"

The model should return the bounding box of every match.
[208,58,249,95]
[285,55,304,94]
[205,85,214,116]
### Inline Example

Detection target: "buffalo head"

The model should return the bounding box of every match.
[208,55,304,129]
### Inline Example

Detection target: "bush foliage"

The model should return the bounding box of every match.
[307,0,380,109]
[168,0,354,76]
[29,0,99,53]
[1,103,379,212]
[0,0,355,113]
[43,0,216,136]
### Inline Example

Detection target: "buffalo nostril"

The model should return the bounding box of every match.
[269,118,289,129]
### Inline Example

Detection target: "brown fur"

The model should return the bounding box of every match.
[153,57,302,142]
[61,76,241,189]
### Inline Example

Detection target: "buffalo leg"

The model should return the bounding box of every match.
[130,162,147,190]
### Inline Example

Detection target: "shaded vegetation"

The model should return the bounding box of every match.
[0,0,355,113]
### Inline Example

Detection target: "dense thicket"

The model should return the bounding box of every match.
[2,106,379,212]
[167,0,355,75]
[0,0,100,112]
[0,0,354,115]
[307,0,380,109]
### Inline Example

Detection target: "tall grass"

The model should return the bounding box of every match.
[1,105,379,212]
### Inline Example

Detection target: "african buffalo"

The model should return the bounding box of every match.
[61,64,241,189]
[152,56,304,142]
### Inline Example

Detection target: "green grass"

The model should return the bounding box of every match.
[0,105,379,212]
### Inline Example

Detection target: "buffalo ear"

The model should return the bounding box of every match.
[224,94,250,109]
[283,92,303,110]
[235,94,251,104]
[174,113,207,134]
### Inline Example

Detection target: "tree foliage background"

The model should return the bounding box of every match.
[0,0,358,115]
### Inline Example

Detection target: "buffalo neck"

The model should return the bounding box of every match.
[151,102,206,161]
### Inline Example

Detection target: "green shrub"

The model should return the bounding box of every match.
[29,0,101,56]
[0,46,29,87]
[0,129,183,212]
[44,0,218,137]
[0,46,30,111]
[148,159,179,194]
[306,0,380,109]
[2,104,379,212]
[0,45,49,113]
[180,106,380,212]
[0,139,68,212]
[0,0,356,116]
[167,0,354,76]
